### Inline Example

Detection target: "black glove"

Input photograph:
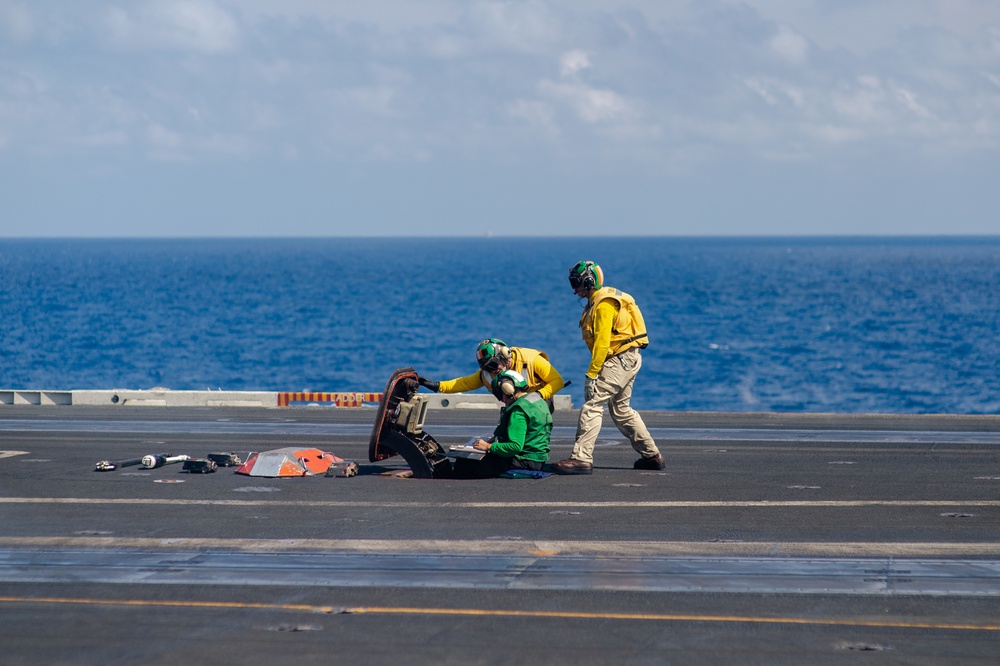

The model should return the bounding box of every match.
[417,376,440,392]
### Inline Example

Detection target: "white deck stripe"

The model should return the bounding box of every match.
[1,497,999,508]
[1,536,999,557]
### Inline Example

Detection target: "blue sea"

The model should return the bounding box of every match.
[2,237,999,414]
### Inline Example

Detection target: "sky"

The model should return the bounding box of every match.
[1,0,998,237]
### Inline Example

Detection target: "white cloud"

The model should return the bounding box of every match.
[746,78,778,106]
[198,132,253,157]
[6,1,997,163]
[745,77,805,108]
[507,98,558,137]
[559,49,591,78]
[250,104,284,131]
[103,0,240,53]
[539,48,637,125]
[4,0,1000,236]
[823,75,943,139]
[832,76,892,125]
[220,0,460,31]
[0,1,35,43]
[280,142,300,160]
[336,86,400,119]
[464,0,564,55]
[769,25,809,65]
[540,80,630,124]
[144,121,255,161]
[254,59,295,86]
[892,85,933,120]
[147,123,181,148]
[808,123,864,144]
[68,130,129,147]
[420,32,472,59]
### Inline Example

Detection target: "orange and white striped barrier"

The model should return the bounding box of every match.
[277,391,383,408]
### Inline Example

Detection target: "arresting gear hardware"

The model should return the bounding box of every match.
[368,367,452,479]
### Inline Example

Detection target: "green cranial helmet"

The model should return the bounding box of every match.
[491,369,528,400]
[568,260,604,291]
[475,338,511,373]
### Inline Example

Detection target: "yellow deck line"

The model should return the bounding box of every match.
[0,595,997,631]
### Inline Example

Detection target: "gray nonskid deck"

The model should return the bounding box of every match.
[2,548,999,596]
[3,418,1000,444]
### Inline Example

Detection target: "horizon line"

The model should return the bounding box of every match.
[2,233,1000,241]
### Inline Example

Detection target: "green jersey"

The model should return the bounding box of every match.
[489,392,552,463]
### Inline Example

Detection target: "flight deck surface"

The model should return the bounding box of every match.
[2,406,999,664]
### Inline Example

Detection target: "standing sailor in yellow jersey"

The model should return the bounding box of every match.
[417,338,566,411]
[550,261,664,475]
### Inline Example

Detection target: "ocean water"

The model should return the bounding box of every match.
[1,237,999,414]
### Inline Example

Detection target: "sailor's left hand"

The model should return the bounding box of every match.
[473,438,491,451]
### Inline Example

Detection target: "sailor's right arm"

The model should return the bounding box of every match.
[437,371,487,394]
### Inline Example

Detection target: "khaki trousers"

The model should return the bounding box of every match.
[571,348,659,464]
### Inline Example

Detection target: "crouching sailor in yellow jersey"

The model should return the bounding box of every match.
[550,260,664,475]
[416,337,565,412]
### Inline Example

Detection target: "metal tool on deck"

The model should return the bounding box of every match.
[94,457,144,472]
[141,453,190,469]
[182,459,218,473]
[207,452,245,467]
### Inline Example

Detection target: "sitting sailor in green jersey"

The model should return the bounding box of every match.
[453,370,552,479]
